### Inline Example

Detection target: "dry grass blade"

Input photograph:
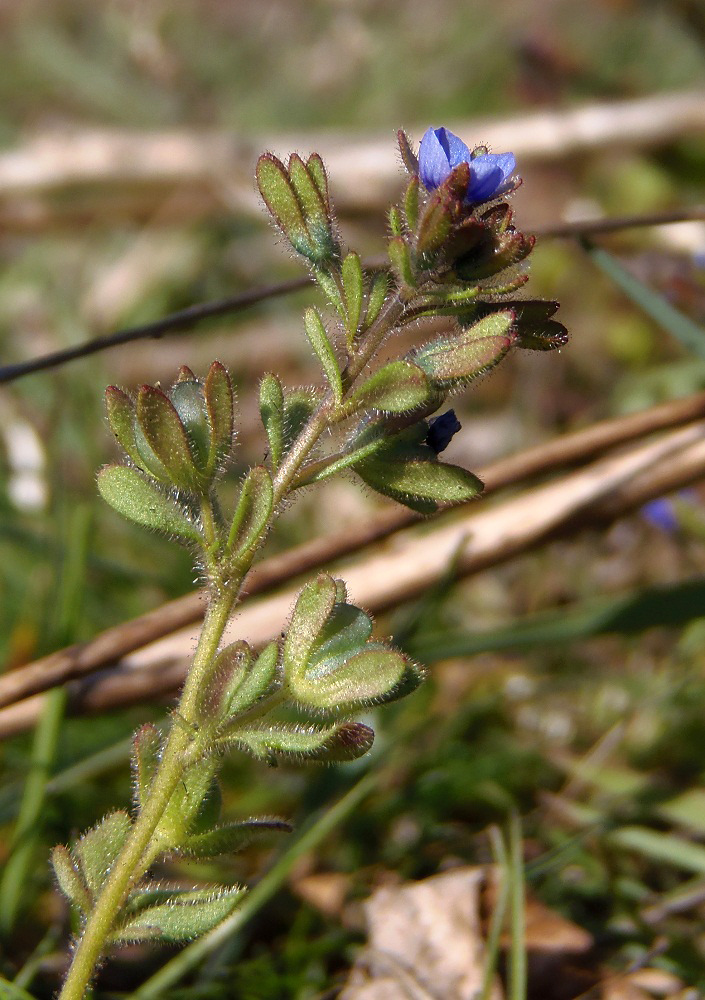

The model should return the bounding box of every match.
[1,92,704,232]
[2,419,705,736]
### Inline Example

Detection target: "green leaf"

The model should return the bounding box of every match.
[155,759,217,847]
[289,644,410,712]
[313,267,346,319]
[413,310,517,388]
[259,374,284,468]
[256,154,310,257]
[211,640,281,723]
[226,466,273,564]
[228,721,375,763]
[345,360,431,415]
[342,252,364,344]
[131,724,162,811]
[306,153,330,209]
[283,574,338,683]
[183,818,292,858]
[388,235,415,286]
[658,789,705,836]
[97,466,201,543]
[105,387,142,466]
[137,385,204,492]
[365,272,389,327]
[51,845,91,913]
[204,361,235,473]
[73,811,132,899]
[113,886,245,944]
[584,241,705,359]
[303,308,343,405]
[353,427,483,513]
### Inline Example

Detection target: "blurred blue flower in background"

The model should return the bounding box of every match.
[641,491,698,533]
[418,126,516,203]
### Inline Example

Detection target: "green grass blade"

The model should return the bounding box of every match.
[508,813,527,1000]
[584,240,705,359]
[409,576,705,661]
[0,505,92,935]
[479,827,510,1000]
[609,826,705,874]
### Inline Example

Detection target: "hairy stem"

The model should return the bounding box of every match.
[58,592,235,1000]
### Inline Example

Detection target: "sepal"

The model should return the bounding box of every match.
[51,846,91,915]
[132,723,162,811]
[366,272,389,327]
[341,252,364,345]
[205,639,281,724]
[397,129,419,175]
[351,423,483,513]
[73,811,132,900]
[303,308,343,404]
[137,385,206,492]
[105,387,142,467]
[388,236,415,286]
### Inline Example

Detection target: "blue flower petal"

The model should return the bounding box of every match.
[438,128,471,169]
[467,153,517,202]
[419,127,471,190]
[418,127,452,189]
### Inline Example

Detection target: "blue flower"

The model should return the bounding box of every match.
[418,126,516,204]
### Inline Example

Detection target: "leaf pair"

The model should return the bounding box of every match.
[50,812,247,943]
[350,419,482,514]
[256,153,338,266]
[283,574,424,712]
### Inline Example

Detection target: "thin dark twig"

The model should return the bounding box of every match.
[2,207,705,384]
[0,275,312,384]
[534,205,705,239]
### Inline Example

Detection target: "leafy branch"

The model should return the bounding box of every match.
[54,126,565,999]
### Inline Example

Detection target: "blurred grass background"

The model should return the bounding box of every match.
[3,1,705,997]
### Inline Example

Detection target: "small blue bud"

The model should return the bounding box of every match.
[418,126,516,204]
[426,409,462,454]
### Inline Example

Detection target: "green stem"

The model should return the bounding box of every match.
[58,591,235,1000]
[132,770,380,1000]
